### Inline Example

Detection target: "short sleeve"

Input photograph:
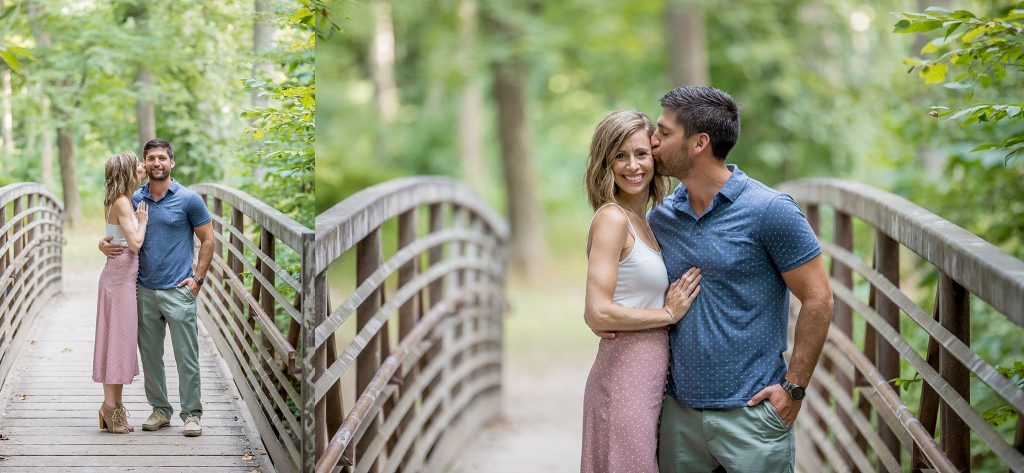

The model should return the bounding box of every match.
[186,192,212,228]
[756,194,821,273]
[131,190,142,207]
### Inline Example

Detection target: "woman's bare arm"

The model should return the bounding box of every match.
[583,207,699,332]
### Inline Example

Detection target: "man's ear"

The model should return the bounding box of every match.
[693,133,711,155]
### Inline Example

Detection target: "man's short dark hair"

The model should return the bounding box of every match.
[143,138,174,160]
[660,87,740,160]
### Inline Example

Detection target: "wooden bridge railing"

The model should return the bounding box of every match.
[309,177,509,473]
[193,184,314,473]
[780,178,1024,472]
[0,183,63,390]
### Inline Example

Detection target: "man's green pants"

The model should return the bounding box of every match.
[137,285,203,421]
[659,395,795,472]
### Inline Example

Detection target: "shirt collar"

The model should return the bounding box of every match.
[718,164,748,202]
[671,164,748,203]
[140,179,179,198]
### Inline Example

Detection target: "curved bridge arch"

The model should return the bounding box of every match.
[781,178,1024,472]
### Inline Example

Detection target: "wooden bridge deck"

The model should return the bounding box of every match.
[0,264,269,472]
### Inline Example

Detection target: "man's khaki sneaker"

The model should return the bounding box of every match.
[183,414,202,437]
[142,410,171,431]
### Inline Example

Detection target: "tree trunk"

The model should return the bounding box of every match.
[252,0,274,109]
[370,0,399,122]
[41,95,55,189]
[458,0,486,192]
[57,126,81,228]
[1,67,13,157]
[666,0,709,87]
[492,51,546,277]
[136,66,156,149]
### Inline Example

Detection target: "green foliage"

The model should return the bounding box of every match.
[240,1,316,228]
[981,361,1024,426]
[891,373,923,391]
[896,3,1024,163]
[0,43,34,73]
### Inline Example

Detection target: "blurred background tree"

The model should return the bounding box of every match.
[0,0,313,229]
[317,0,928,270]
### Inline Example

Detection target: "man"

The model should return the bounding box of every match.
[100,138,215,437]
[648,86,833,472]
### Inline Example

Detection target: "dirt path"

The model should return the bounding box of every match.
[450,351,594,472]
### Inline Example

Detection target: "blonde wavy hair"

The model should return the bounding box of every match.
[584,109,668,211]
[104,151,140,209]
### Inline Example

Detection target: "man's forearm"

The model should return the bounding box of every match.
[785,295,833,387]
[195,239,214,279]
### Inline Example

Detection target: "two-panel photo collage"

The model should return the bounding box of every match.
[3,1,1024,472]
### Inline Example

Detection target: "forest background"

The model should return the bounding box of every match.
[0,0,315,229]
[318,0,1023,468]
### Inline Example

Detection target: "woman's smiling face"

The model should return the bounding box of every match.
[612,130,654,197]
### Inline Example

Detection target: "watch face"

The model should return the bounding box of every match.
[791,386,806,400]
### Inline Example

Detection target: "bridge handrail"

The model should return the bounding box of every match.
[780,178,1024,472]
[781,178,1024,326]
[313,176,509,275]
[192,183,311,253]
[0,183,63,390]
[193,183,314,473]
[308,176,509,473]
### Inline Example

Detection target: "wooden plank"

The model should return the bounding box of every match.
[0,263,268,472]
[0,427,248,437]
[0,468,259,473]
[0,456,260,467]
[1,435,249,445]
[0,444,256,456]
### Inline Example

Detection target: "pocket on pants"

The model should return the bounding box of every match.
[761,400,791,432]
[180,286,197,301]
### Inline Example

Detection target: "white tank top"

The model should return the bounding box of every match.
[106,205,139,247]
[591,203,669,309]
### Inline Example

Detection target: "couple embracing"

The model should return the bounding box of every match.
[581,87,834,472]
[92,139,214,437]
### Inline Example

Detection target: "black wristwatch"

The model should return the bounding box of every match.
[781,380,806,401]
[194,275,205,287]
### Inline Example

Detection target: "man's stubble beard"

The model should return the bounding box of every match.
[655,150,693,181]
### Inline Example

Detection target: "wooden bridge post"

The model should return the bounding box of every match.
[302,245,325,472]
[212,198,224,264]
[874,230,901,471]
[938,274,970,471]
[12,198,23,265]
[0,201,7,279]
[356,228,383,472]
[421,203,446,432]
[24,195,35,248]
[395,209,419,464]
[830,210,859,467]
[914,297,942,470]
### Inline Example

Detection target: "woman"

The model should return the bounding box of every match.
[581,109,702,472]
[94,152,148,434]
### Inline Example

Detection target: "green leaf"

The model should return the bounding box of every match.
[921,63,948,84]
[961,25,986,42]
[971,143,1000,152]
[0,50,19,71]
[290,7,313,22]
